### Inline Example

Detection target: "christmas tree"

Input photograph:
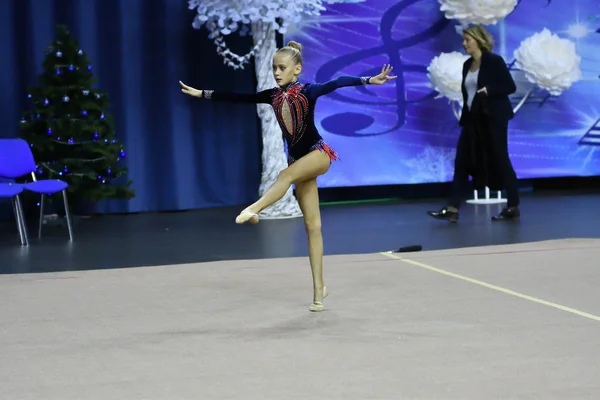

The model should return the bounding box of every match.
[19,25,134,202]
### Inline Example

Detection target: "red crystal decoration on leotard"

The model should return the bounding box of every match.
[272,82,308,146]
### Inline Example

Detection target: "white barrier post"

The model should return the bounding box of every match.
[466,186,507,204]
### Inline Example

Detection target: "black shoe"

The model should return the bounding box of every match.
[427,207,459,223]
[492,206,520,222]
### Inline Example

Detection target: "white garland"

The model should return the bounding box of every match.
[188,0,364,69]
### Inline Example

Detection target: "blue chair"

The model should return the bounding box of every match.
[0,180,29,246]
[0,138,73,241]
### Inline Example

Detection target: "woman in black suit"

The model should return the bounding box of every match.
[427,25,520,223]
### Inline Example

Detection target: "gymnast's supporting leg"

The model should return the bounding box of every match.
[295,177,328,311]
[235,150,331,224]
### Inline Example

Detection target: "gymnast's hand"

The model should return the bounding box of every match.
[369,64,397,85]
[179,81,203,97]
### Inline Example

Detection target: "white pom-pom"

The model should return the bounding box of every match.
[427,51,470,102]
[438,0,517,25]
[514,28,582,95]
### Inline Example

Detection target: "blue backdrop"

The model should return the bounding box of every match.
[0,0,263,215]
[2,0,600,219]
[286,0,600,187]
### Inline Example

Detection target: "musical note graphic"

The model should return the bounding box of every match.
[578,6,600,146]
[315,0,557,138]
[314,0,450,137]
[578,12,600,146]
[578,118,600,146]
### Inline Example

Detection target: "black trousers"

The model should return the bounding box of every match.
[449,110,519,208]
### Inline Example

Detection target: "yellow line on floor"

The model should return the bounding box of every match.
[380,252,600,322]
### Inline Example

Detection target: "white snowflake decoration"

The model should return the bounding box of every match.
[405,146,457,183]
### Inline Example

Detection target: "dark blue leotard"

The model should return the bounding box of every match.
[202,75,371,165]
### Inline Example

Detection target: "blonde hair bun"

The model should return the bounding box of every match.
[275,41,304,65]
[286,41,303,52]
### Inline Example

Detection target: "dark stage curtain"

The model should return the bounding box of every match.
[0,0,262,219]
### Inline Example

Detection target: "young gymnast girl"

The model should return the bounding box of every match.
[180,41,396,312]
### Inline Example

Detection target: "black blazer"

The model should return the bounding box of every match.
[459,51,517,126]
